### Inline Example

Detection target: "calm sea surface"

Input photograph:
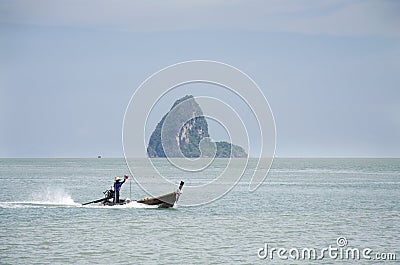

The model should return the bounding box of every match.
[0,158,399,264]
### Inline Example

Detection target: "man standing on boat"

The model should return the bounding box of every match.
[113,175,128,203]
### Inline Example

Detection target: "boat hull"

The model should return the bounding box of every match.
[100,192,178,208]
[137,192,178,208]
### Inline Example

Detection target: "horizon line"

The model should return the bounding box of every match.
[1,156,399,159]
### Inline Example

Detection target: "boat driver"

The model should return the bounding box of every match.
[113,175,129,203]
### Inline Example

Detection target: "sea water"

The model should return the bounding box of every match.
[0,158,398,264]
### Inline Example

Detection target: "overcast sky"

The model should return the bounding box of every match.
[1,0,399,158]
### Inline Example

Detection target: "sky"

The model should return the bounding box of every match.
[0,0,399,158]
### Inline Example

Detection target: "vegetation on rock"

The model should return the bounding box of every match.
[147,95,247,158]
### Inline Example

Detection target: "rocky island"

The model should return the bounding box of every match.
[147,95,247,158]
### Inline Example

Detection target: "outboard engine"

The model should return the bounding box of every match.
[103,188,115,200]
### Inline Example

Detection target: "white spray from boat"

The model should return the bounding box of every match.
[0,187,79,208]
[30,187,78,205]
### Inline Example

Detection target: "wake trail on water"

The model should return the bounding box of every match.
[83,201,160,209]
[0,200,163,209]
[0,187,172,209]
[0,187,80,208]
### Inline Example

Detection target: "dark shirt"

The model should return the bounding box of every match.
[114,179,126,192]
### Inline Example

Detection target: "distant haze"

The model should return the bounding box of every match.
[1,0,399,158]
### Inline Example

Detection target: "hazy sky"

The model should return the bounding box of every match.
[1,0,399,158]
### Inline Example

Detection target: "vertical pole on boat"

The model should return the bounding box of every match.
[129,178,132,199]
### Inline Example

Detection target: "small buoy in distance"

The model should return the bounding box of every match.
[97,155,102,159]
